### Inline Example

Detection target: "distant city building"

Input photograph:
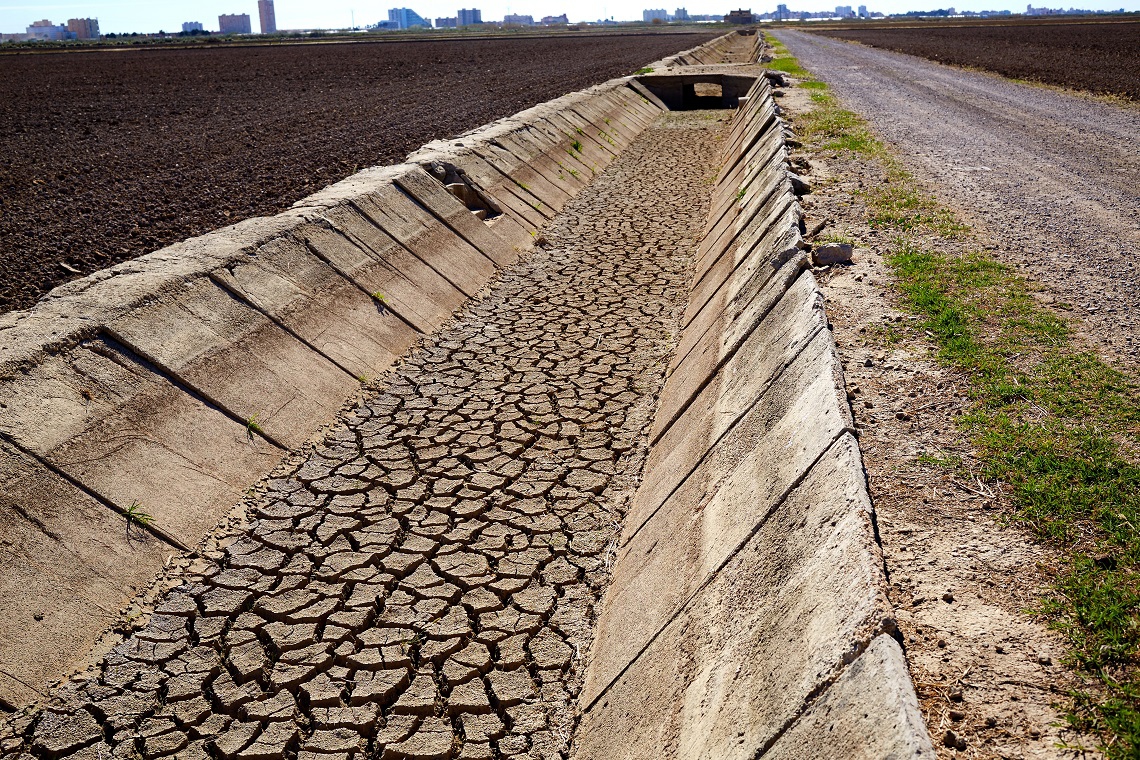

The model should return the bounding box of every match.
[388,7,430,27]
[724,8,754,22]
[503,13,534,23]
[182,21,204,32]
[541,13,569,22]
[218,13,252,33]
[26,19,74,41]
[858,3,868,14]
[673,7,690,19]
[642,8,668,21]
[775,3,791,18]
[457,8,483,24]
[258,0,277,33]
[1021,3,1115,12]
[66,18,99,39]
[834,4,855,16]
[435,16,458,26]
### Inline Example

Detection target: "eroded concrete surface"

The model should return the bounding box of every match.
[0,111,726,760]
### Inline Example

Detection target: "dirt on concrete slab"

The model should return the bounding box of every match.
[0,32,716,314]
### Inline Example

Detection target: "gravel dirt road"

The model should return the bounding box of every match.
[773,29,1140,370]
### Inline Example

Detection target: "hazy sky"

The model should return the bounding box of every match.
[1,0,1136,33]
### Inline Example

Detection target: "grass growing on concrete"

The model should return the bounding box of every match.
[124,500,153,540]
[767,31,1140,757]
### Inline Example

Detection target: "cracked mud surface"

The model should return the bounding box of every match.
[774,29,1140,373]
[0,111,726,760]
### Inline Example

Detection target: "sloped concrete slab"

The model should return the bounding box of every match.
[392,166,520,269]
[211,234,420,380]
[0,443,170,708]
[300,211,465,335]
[587,331,855,700]
[656,259,812,444]
[764,635,936,760]
[577,434,893,759]
[0,337,279,547]
[107,275,354,449]
[354,187,498,298]
[650,270,825,475]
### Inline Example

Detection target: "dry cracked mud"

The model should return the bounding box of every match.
[0,110,727,760]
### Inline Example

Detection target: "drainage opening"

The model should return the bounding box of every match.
[633,73,757,111]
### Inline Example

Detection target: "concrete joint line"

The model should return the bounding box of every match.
[750,631,903,760]
[297,233,424,338]
[627,318,827,549]
[97,326,289,451]
[648,258,811,450]
[205,269,365,383]
[343,198,481,299]
[389,182,504,271]
[461,152,555,219]
[0,431,189,553]
[584,426,856,714]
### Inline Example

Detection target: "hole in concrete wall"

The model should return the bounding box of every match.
[692,82,723,99]
[425,161,501,222]
[688,82,724,109]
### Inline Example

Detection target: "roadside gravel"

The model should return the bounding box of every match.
[773,29,1140,371]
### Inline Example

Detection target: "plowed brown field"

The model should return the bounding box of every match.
[817,21,1140,100]
[0,32,715,312]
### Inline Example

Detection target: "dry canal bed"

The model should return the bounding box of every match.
[0,32,715,313]
[0,109,727,760]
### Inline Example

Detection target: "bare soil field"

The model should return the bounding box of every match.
[816,20,1140,100]
[0,32,714,312]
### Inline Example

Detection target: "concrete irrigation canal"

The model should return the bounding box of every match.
[0,31,934,759]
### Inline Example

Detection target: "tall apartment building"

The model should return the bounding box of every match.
[218,13,252,33]
[503,13,534,24]
[26,20,72,40]
[258,0,277,33]
[182,21,204,32]
[673,7,690,19]
[724,8,753,22]
[388,7,430,28]
[541,13,568,23]
[66,18,99,39]
[435,16,458,26]
[457,8,482,25]
[642,8,668,21]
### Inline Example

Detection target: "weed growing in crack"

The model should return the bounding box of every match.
[125,500,153,540]
[246,413,264,441]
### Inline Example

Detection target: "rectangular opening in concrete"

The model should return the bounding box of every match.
[635,73,757,111]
